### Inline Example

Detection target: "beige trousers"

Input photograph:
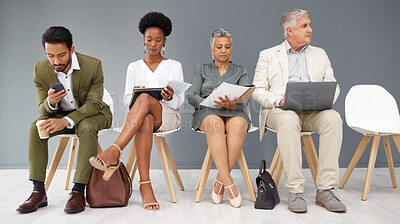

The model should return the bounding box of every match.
[266,109,342,193]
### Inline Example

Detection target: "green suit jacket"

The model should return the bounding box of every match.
[33,52,112,126]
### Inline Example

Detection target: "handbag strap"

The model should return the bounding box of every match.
[259,159,266,175]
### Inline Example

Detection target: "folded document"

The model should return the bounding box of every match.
[200,82,255,108]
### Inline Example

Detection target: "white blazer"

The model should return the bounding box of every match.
[252,41,340,140]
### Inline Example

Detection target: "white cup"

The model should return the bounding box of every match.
[36,120,49,139]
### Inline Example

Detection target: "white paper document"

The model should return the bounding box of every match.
[167,80,192,95]
[200,82,252,108]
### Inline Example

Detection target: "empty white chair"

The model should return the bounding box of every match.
[339,85,400,200]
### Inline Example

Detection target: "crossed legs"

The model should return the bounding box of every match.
[92,93,162,210]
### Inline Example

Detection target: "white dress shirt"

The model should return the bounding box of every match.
[274,40,311,107]
[48,52,80,128]
[123,59,184,110]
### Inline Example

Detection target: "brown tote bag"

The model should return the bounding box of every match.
[86,162,132,208]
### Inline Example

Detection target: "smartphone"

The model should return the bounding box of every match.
[50,83,65,93]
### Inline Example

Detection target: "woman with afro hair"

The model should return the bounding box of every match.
[90,12,184,211]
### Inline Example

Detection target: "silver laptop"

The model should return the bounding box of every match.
[283,82,337,111]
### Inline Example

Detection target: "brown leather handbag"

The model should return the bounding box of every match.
[86,162,132,208]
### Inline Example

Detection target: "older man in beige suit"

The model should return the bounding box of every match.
[252,9,346,213]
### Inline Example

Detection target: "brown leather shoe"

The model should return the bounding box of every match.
[64,191,86,213]
[17,191,48,213]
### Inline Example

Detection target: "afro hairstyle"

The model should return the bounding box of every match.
[138,12,172,37]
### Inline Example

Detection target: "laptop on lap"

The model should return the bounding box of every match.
[283,82,337,111]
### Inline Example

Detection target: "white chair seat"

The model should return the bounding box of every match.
[113,127,180,137]
[265,127,314,135]
[192,124,259,134]
[349,118,400,135]
[56,128,112,139]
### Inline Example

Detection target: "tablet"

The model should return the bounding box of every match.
[128,87,164,110]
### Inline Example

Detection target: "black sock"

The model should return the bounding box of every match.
[72,183,86,194]
[32,180,46,195]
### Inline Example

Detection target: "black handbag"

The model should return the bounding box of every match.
[254,159,280,209]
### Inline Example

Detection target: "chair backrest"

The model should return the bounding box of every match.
[243,104,259,132]
[345,85,400,134]
[102,88,114,116]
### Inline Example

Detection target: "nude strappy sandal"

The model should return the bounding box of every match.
[139,180,159,211]
[89,143,122,181]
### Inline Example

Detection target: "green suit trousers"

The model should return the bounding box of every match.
[28,112,110,184]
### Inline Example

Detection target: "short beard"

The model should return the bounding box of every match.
[53,54,72,73]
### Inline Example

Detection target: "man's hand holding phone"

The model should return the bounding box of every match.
[48,83,67,107]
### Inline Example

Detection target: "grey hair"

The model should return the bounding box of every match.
[210,28,232,48]
[280,9,309,38]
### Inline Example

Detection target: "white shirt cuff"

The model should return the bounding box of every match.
[166,95,179,110]
[47,97,58,111]
[64,116,75,129]
[274,97,284,107]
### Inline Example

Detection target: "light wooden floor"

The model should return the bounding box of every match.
[1,168,400,224]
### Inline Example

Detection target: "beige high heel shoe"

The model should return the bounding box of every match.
[225,182,242,208]
[211,176,224,204]
[89,144,122,181]
[139,180,159,211]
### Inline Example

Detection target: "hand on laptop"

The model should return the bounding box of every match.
[279,97,285,108]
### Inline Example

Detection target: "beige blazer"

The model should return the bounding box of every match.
[252,41,340,140]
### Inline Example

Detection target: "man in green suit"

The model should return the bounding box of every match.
[17,26,112,214]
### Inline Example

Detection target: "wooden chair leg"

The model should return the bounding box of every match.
[196,149,213,202]
[274,153,283,188]
[339,135,372,188]
[154,136,177,203]
[392,135,400,155]
[196,154,208,190]
[362,135,380,201]
[125,139,138,180]
[45,137,70,192]
[64,137,78,190]
[269,147,280,176]
[160,137,184,191]
[237,149,256,202]
[382,136,397,188]
[301,135,318,188]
